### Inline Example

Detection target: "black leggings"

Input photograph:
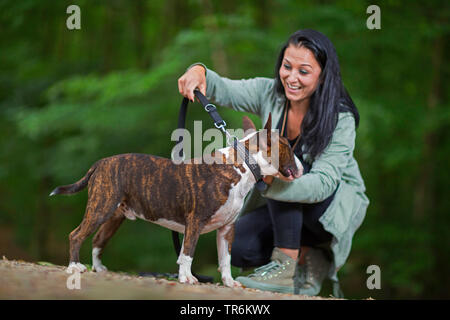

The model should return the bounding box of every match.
[231,183,336,268]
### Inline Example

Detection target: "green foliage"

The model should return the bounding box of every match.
[0,0,448,299]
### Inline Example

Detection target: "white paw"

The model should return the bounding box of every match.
[92,263,108,272]
[222,277,242,288]
[67,262,87,274]
[179,274,199,285]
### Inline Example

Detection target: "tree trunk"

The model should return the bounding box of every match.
[131,1,147,69]
[412,36,443,221]
[33,176,52,261]
[102,5,114,73]
[200,0,229,75]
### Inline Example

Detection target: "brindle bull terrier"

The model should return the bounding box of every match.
[50,113,302,287]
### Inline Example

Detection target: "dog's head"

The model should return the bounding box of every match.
[242,113,303,181]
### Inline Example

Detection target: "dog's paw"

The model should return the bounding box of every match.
[222,277,242,288]
[179,274,199,285]
[92,263,108,272]
[66,262,87,274]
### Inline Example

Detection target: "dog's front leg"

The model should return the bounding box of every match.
[217,224,241,288]
[177,222,199,285]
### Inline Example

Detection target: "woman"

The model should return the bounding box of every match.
[178,29,369,297]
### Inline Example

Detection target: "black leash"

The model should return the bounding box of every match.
[176,90,267,188]
[171,90,267,283]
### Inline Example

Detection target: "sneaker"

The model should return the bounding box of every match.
[236,248,297,293]
[294,247,330,296]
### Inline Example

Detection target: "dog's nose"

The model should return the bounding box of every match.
[293,165,303,179]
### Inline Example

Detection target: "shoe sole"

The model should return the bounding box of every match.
[236,276,295,294]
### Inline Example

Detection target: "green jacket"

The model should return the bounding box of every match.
[196,64,369,293]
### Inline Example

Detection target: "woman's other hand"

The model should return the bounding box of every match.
[263,176,274,185]
[178,65,207,102]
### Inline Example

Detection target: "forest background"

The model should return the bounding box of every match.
[0,0,448,299]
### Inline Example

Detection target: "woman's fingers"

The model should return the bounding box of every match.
[197,82,206,97]
[178,77,196,101]
[177,77,185,97]
[186,81,197,102]
[177,66,206,102]
[263,176,274,185]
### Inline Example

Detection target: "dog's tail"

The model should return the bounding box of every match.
[49,163,97,196]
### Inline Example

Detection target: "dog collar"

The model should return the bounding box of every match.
[231,138,267,192]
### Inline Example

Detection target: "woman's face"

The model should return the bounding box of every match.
[279,44,322,104]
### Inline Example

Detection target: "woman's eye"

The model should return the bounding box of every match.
[284,64,291,70]
[300,69,308,75]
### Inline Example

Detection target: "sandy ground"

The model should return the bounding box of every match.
[0,257,340,300]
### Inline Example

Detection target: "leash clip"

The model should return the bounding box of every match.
[214,121,227,132]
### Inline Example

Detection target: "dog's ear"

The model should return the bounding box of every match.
[263,113,272,131]
[242,116,257,134]
[257,113,273,151]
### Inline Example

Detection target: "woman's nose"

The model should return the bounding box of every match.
[287,71,299,82]
[287,72,300,82]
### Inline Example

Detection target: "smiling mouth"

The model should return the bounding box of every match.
[287,83,302,90]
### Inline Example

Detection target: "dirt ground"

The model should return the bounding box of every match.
[0,257,340,300]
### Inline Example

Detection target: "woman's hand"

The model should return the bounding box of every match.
[178,65,207,102]
[263,175,274,185]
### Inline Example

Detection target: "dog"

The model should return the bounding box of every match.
[50,113,302,287]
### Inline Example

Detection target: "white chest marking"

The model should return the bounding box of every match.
[201,164,255,234]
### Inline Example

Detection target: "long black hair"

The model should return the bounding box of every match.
[274,29,359,160]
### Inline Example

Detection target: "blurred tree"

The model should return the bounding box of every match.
[0,0,448,298]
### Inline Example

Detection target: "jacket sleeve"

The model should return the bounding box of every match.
[188,63,272,116]
[263,113,356,203]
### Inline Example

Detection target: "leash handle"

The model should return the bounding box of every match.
[194,89,227,132]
